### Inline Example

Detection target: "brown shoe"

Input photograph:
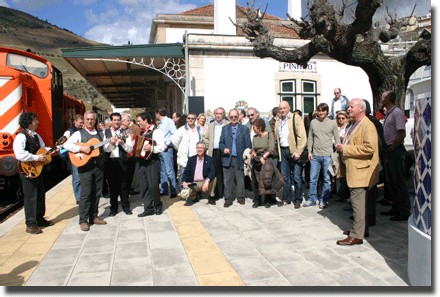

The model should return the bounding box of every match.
[26,225,43,234]
[237,198,245,205]
[224,200,233,208]
[92,217,107,225]
[336,236,363,246]
[80,222,90,231]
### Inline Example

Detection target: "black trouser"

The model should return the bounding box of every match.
[20,173,45,226]
[105,158,130,212]
[212,149,224,199]
[78,165,104,224]
[125,157,137,192]
[384,144,411,216]
[139,156,162,212]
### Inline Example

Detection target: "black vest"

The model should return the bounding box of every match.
[104,128,127,162]
[77,128,105,173]
[21,130,40,154]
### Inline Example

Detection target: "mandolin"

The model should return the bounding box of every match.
[19,136,67,179]
[68,129,131,167]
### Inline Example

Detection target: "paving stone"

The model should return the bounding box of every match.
[82,237,116,254]
[68,273,112,286]
[111,258,153,285]
[116,228,147,244]
[25,265,74,286]
[241,229,281,247]
[148,231,182,250]
[114,242,149,261]
[216,238,258,259]
[229,256,283,284]
[38,247,81,267]
[152,265,198,286]
[71,253,113,275]
[51,233,87,249]
[150,248,189,268]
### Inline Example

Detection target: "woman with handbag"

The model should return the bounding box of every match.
[250,118,279,208]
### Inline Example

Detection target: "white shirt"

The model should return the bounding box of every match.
[278,113,290,147]
[103,128,133,158]
[63,128,100,153]
[213,120,225,149]
[13,129,47,162]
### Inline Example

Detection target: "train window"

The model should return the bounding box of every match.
[6,53,48,78]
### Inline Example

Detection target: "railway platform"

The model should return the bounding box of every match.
[0,175,414,289]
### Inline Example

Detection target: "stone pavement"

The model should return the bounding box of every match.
[0,176,410,286]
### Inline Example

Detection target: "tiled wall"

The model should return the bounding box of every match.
[413,95,431,236]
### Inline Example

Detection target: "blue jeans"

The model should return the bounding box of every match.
[280,147,303,203]
[159,147,177,195]
[307,155,331,204]
[70,161,81,202]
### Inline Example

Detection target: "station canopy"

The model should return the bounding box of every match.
[62,43,185,108]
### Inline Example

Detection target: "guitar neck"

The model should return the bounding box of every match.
[90,138,112,150]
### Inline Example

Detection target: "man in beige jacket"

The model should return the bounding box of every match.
[274,101,307,208]
[204,107,229,202]
[336,98,379,246]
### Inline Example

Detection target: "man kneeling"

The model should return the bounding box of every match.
[181,141,216,205]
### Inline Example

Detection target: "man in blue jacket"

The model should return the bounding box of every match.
[219,108,252,207]
[181,141,216,205]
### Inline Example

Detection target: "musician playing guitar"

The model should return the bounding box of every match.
[62,110,108,231]
[13,112,53,234]
[135,112,166,217]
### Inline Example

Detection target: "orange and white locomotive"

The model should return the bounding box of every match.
[0,46,85,199]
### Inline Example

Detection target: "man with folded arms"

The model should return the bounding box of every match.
[335,99,379,246]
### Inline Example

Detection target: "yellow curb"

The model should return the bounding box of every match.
[164,197,244,286]
[0,177,77,286]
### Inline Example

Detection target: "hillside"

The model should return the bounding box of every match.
[0,6,111,111]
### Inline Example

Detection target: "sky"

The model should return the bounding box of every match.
[0,0,432,45]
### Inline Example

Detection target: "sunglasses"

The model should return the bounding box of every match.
[248,114,255,117]
[334,92,340,95]
[337,117,346,120]
[229,115,238,119]
[187,117,195,120]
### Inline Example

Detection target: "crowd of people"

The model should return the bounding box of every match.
[14,88,412,246]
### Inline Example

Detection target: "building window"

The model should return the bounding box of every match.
[280,80,296,111]
[302,80,317,115]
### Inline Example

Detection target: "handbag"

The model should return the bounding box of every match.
[293,114,309,164]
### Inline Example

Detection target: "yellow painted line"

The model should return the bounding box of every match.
[0,177,77,286]
[163,197,244,286]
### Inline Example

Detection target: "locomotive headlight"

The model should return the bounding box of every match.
[2,134,7,139]
[0,156,18,176]
[3,140,8,146]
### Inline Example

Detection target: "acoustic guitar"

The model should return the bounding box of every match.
[19,136,67,179]
[68,129,131,167]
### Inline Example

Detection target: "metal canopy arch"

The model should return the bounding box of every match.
[62,43,186,109]
[84,56,187,100]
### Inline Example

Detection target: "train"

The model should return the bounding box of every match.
[0,46,85,200]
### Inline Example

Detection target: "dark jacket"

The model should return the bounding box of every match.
[181,154,216,183]
[219,123,252,170]
[258,158,284,195]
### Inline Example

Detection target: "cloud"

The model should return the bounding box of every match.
[84,0,197,45]
[0,0,9,7]
[11,0,62,10]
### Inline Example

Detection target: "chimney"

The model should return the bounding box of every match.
[288,0,302,20]
[214,0,236,35]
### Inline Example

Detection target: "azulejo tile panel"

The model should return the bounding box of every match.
[413,95,431,236]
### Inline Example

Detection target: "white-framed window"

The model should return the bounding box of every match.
[302,80,317,115]
[280,80,296,111]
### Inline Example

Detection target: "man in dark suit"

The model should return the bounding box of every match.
[219,108,253,207]
[181,141,216,205]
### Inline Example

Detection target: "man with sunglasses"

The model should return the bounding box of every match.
[330,88,350,120]
[219,109,252,207]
